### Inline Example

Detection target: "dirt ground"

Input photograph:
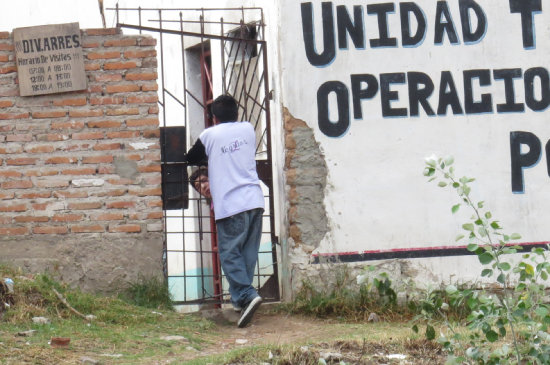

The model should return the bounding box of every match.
[184,305,446,364]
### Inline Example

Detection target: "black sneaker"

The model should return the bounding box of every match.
[237,296,262,328]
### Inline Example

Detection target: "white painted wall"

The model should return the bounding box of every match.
[278,0,550,282]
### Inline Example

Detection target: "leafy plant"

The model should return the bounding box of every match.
[119,274,173,310]
[418,155,550,364]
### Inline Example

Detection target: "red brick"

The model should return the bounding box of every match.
[92,213,124,221]
[106,131,140,139]
[124,50,156,58]
[126,154,141,161]
[0,112,29,120]
[143,129,160,138]
[125,72,157,81]
[127,95,158,104]
[87,120,121,128]
[52,214,84,222]
[82,155,114,164]
[90,96,123,105]
[0,32,9,39]
[138,165,161,173]
[85,63,101,71]
[51,121,85,130]
[25,170,58,177]
[93,143,122,151]
[108,178,135,185]
[72,132,104,140]
[52,98,87,106]
[148,200,162,208]
[7,158,37,165]
[0,66,17,74]
[141,83,158,92]
[2,180,33,189]
[143,152,160,161]
[97,166,115,174]
[0,88,18,97]
[106,201,135,209]
[32,111,66,119]
[27,145,55,153]
[104,61,137,70]
[0,192,15,199]
[108,224,141,233]
[82,42,100,48]
[53,191,88,198]
[0,227,29,235]
[0,43,13,51]
[69,109,104,117]
[35,180,69,188]
[104,38,137,47]
[7,134,32,142]
[85,28,119,36]
[0,204,27,212]
[46,157,78,164]
[87,51,121,60]
[148,106,159,114]
[33,226,68,234]
[95,189,126,197]
[71,225,105,233]
[88,84,103,93]
[129,188,162,196]
[0,100,14,108]
[126,118,159,127]
[14,216,49,223]
[105,84,140,93]
[17,192,51,199]
[147,212,163,219]
[0,55,9,62]
[61,168,96,175]
[68,202,102,210]
[41,133,69,141]
[94,73,123,82]
[106,107,139,116]
[139,38,156,46]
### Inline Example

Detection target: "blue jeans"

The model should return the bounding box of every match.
[216,208,263,308]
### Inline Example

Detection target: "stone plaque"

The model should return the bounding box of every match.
[13,23,86,96]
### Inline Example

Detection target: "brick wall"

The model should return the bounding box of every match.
[0,28,163,292]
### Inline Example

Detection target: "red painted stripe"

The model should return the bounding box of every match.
[312,241,550,257]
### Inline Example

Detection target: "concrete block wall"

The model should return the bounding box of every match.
[0,28,163,292]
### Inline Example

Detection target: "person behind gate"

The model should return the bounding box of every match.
[185,94,264,328]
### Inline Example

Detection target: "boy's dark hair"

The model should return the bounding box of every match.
[211,94,238,122]
[189,167,208,192]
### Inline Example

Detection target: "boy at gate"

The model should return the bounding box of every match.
[185,94,264,328]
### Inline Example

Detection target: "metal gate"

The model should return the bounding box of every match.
[109,5,279,309]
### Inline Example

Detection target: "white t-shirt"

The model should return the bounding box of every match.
[199,122,264,220]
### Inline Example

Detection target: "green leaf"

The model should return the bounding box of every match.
[426,325,436,340]
[451,204,460,214]
[478,252,494,265]
[455,234,465,242]
[423,167,435,177]
[490,221,501,229]
[438,181,448,187]
[481,269,493,277]
[525,264,535,276]
[484,211,492,219]
[477,201,485,209]
[510,233,522,240]
[485,330,499,342]
[498,262,511,271]
[452,182,459,188]
[463,223,475,232]
[535,307,549,318]
[446,285,458,295]
[467,244,479,252]
[412,324,419,333]
[542,271,548,281]
[444,155,454,166]
[497,273,506,284]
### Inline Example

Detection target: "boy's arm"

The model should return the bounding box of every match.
[185,138,208,165]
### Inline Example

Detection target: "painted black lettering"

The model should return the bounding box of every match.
[337,5,364,49]
[459,0,487,44]
[33,39,42,52]
[546,140,550,179]
[301,2,336,67]
[510,131,541,193]
[464,69,492,114]
[351,74,379,119]
[380,73,407,117]
[400,2,426,47]
[407,72,435,117]
[493,69,524,113]
[437,71,464,115]
[367,3,397,48]
[509,0,541,49]
[524,67,550,111]
[49,37,58,50]
[57,36,65,49]
[434,1,459,45]
[317,81,350,137]
[72,34,80,48]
